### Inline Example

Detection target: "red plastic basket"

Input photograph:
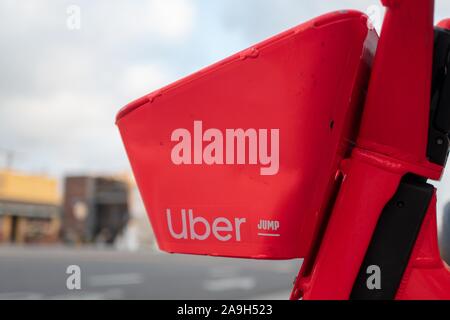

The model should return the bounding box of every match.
[116,10,377,259]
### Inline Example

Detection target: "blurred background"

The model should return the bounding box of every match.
[0,0,449,299]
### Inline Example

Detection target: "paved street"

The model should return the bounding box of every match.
[0,246,301,300]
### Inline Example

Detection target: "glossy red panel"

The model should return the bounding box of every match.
[117,11,377,259]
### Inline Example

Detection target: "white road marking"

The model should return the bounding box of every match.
[49,288,124,300]
[249,290,291,300]
[208,266,239,278]
[0,292,43,300]
[203,277,256,292]
[88,273,143,287]
[271,259,303,274]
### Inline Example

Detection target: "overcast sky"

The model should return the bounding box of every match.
[1,0,450,213]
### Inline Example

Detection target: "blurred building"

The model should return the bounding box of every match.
[115,174,155,251]
[0,170,61,244]
[62,176,130,245]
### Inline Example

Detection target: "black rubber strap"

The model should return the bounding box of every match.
[350,175,434,300]
[427,27,450,165]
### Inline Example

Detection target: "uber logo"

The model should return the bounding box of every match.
[166,208,246,242]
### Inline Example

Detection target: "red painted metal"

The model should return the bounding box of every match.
[291,0,450,300]
[357,0,435,167]
[292,150,406,299]
[438,19,450,30]
[396,192,450,300]
[117,0,450,299]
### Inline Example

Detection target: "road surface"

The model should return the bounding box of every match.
[0,246,301,300]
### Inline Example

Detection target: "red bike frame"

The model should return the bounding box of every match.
[291,0,450,300]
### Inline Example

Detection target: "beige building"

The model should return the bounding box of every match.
[0,170,61,243]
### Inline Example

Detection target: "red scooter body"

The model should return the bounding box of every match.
[292,0,450,300]
[117,11,376,260]
[117,0,450,299]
